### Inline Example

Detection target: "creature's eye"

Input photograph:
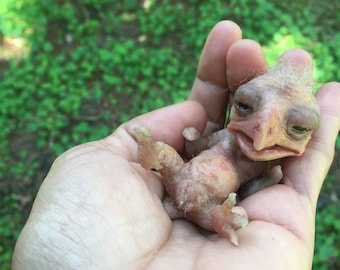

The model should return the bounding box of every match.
[233,84,259,117]
[235,102,253,113]
[286,106,320,140]
[287,124,311,140]
[291,126,308,134]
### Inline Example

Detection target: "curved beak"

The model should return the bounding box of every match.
[228,110,306,161]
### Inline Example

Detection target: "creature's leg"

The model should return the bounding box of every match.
[134,127,185,175]
[163,195,184,219]
[183,127,232,158]
[166,152,245,243]
[210,193,248,246]
[135,127,247,245]
[238,165,283,199]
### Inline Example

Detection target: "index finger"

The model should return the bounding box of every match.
[188,21,242,134]
[189,22,269,134]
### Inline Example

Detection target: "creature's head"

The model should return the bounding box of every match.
[227,61,320,161]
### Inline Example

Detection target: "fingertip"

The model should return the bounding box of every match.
[226,39,268,92]
[213,20,242,37]
[277,49,313,71]
[197,20,242,85]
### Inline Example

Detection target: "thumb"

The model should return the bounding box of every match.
[282,82,340,207]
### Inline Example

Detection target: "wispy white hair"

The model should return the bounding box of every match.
[265,59,314,93]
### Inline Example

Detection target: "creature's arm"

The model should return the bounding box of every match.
[183,127,230,157]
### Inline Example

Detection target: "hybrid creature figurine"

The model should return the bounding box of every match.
[134,59,320,245]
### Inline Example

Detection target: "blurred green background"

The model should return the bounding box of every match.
[0,0,339,269]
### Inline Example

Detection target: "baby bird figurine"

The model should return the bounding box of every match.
[134,58,320,245]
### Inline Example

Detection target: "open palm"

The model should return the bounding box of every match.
[13,21,340,270]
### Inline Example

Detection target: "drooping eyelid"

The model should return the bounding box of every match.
[233,83,262,109]
[285,105,320,132]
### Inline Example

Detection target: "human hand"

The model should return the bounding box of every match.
[12,21,340,270]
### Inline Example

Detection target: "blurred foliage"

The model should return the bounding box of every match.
[0,0,339,269]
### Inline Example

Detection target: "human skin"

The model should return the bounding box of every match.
[12,21,340,270]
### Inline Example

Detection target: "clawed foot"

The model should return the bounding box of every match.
[134,127,166,170]
[211,193,248,246]
[134,127,184,175]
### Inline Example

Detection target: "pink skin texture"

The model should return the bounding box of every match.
[134,60,320,245]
